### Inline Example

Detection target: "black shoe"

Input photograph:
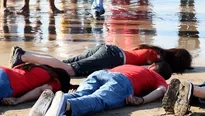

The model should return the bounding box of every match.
[162,78,181,113]
[92,8,105,20]
[10,46,25,68]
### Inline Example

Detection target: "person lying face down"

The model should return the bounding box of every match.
[32,61,172,116]
[10,44,191,78]
[0,63,78,105]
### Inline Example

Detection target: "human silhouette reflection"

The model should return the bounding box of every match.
[105,0,156,49]
[58,0,100,42]
[48,14,57,40]
[1,14,10,40]
[0,4,18,40]
[23,16,35,41]
[178,0,200,53]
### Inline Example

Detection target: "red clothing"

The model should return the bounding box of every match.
[123,48,159,65]
[0,66,61,97]
[109,65,168,95]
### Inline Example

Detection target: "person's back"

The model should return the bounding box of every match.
[123,48,159,65]
[109,64,168,95]
[0,65,60,97]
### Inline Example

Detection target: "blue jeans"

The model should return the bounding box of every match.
[0,68,13,100]
[91,0,104,11]
[63,44,124,76]
[63,70,133,116]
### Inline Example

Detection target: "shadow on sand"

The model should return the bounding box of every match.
[92,100,162,116]
[0,101,34,114]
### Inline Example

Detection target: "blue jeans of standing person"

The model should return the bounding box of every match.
[0,68,13,100]
[63,44,124,76]
[63,70,133,116]
[91,0,104,12]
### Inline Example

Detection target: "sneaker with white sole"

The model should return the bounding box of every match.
[29,89,54,116]
[162,78,181,113]
[174,80,193,116]
[45,91,69,116]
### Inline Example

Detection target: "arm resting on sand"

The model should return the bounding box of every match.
[126,85,166,105]
[2,84,52,105]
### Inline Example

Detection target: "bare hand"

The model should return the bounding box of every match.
[1,97,19,105]
[68,89,77,93]
[126,95,144,105]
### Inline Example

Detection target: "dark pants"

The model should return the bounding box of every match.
[190,82,205,107]
[63,44,124,76]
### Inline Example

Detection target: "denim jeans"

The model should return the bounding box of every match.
[63,44,124,76]
[91,0,104,11]
[0,68,13,100]
[62,70,133,116]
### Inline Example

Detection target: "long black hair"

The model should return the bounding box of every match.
[15,63,78,92]
[136,44,193,73]
[164,48,193,73]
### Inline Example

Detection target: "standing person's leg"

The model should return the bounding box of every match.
[2,0,7,10]
[16,0,30,15]
[1,0,13,14]
[49,0,64,13]
[10,47,75,76]
[45,71,133,116]
[91,0,104,19]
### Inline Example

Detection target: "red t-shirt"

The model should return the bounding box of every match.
[109,65,168,96]
[123,48,159,65]
[0,66,61,97]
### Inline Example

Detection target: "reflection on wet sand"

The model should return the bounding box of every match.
[0,0,204,64]
[105,0,156,49]
[178,0,200,57]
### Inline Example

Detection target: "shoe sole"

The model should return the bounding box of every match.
[162,78,181,113]
[29,89,54,116]
[45,91,64,116]
[174,81,192,116]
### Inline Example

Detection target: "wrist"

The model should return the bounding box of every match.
[140,97,144,105]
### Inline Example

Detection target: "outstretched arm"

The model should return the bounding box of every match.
[1,84,52,105]
[126,85,166,105]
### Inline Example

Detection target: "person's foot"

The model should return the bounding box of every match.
[9,46,25,68]
[16,6,30,15]
[174,80,193,116]
[162,78,181,113]
[50,7,64,14]
[45,91,69,116]
[91,8,105,20]
[29,90,54,116]
[2,8,14,15]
